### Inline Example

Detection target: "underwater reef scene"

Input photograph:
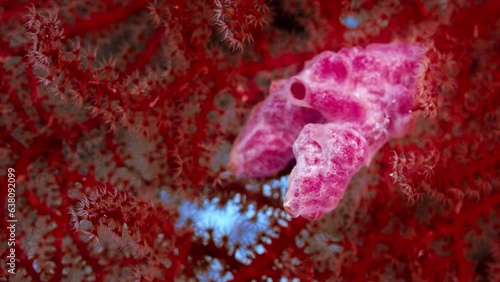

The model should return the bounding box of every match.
[0,0,499,281]
[229,42,427,220]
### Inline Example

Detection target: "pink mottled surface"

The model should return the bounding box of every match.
[285,123,367,219]
[228,42,426,219]
[227,80,323,177]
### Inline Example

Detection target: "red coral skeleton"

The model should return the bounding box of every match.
[0,0,498,281]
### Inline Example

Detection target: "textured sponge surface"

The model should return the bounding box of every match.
[228,42,426,219]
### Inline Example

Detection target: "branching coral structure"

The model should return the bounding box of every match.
[228,42,427,219]
[2,0,498,280]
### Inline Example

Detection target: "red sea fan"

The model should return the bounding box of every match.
[0,0,499,281]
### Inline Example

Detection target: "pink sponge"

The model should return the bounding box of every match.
[228,42,426,219]
[227,80,323,178]
[285,123,367,220]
